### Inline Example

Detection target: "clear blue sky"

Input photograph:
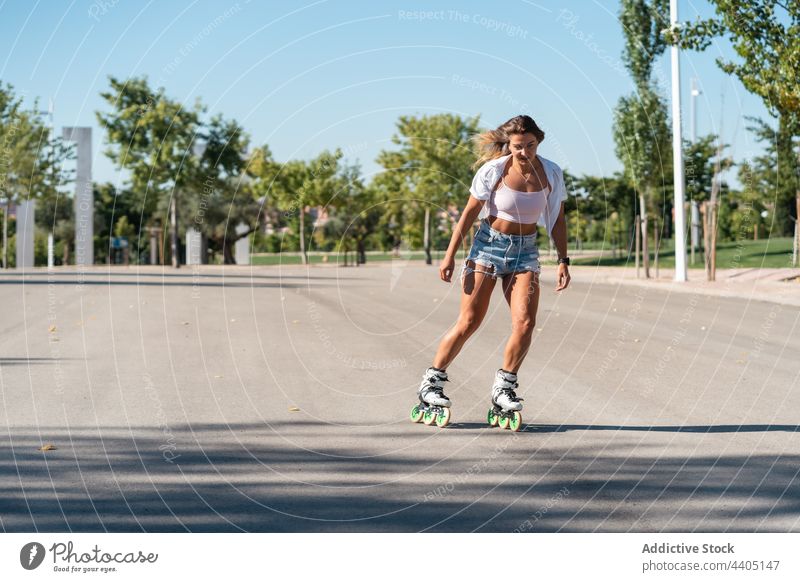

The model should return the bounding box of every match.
[0,0,771,189]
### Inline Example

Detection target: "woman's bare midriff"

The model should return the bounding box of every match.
[485,215,538,236]
[484,156,547,236]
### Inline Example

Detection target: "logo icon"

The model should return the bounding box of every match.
[20,542,46,570]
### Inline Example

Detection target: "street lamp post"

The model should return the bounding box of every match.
[670,0,688,282]
[690,79,702,265]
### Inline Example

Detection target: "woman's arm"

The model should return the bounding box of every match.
[439,196,485,282]
[549,201,571,291]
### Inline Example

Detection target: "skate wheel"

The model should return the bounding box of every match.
[410,405,424,423]
[435,407,451,428]
[498,415,510,430]
[487,408,499,427]
[422,410,435,425]
[509,411,522,432]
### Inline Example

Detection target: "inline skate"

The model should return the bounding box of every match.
[487,368,524,431]
[410,366,452,428]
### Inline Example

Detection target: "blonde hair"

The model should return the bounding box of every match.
[472,115,545,170]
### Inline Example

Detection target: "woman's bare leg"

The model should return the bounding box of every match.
[500,270,540,373]
[432,259,497,369]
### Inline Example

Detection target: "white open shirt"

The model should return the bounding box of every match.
[469,153,568,240]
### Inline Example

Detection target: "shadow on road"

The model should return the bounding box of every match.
[1,421,798,533]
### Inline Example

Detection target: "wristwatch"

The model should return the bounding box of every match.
[557,257,570,266]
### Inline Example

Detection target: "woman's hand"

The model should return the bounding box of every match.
[439,255,455,282]
[555,263,571,291]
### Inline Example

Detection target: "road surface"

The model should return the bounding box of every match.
[1,264,798,532]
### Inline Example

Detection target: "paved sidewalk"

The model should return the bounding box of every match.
[573,266,800,308]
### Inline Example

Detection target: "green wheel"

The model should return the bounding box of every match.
[487,408,499,427]
[410,405,424,423]
[509,411,522,432]
[422,410,435,425]
[498,415,510,430]
[435,407,451,428]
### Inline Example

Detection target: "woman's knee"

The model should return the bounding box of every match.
[455,314,482,337]
[511,317,535,338]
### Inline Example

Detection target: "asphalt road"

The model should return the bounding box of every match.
[1,263,798,532]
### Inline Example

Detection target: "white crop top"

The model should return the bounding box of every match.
[469,153,568,239]
[487,177,550,224]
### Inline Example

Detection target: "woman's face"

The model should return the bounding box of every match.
[508,133,538,165]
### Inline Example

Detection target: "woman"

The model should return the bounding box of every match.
[411,115,571,430]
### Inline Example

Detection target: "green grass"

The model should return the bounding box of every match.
[250,238,796,269]
[571,237,796,269]
[250,250,470,266]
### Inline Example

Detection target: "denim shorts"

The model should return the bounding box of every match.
[460,219,541,282]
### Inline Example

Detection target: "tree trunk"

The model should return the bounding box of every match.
[707,138,723,282]
[222,228,255,265]
[793,193,799,268]
[2,199,7,269]
[170,194,180,269]
[299,208,307,265]
[423,207,431,265]
[795,138,800,265]
[639,193,650,278]
[794,131,800,266]
[223,240,235,264]
[710,201,718,281]
[700,202,710,281]
[778,115,798,237]
[654,216,659,279]
[635,214,641,279]
[357,238,366,265]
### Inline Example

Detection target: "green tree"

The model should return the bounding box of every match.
[319,161,381,265]
[736,117,794,239]
[254,149,343,264]
[683,134,729,205]
[613,89,672,275]
[92,182,142,264]
[186,113,256,264]
[666,0,800,256]
[97,75,202,268]
[35,136,75,264]
[613,0,672,278]
[377,113,480,264]
[568,173,637,255]
[0,81,72,267]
